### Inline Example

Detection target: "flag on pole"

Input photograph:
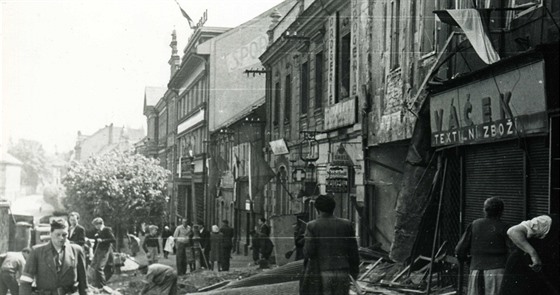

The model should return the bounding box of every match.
[435,9,500,64]
[248,142,276,200]
[174,0,195,29]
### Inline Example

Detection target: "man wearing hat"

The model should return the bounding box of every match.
[19,218,88,295]
[301,194,359,295]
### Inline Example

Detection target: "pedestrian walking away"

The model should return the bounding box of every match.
[19,218,88,295]
[143,225,161,264]
[219,220,234,271]
[139,263,178,295]
[0,248,30,295]
[89,217,116,288]
[500,214,559,295]
[300,194,360,295]
[455,197,509,295]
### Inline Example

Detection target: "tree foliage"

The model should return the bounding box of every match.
[63,151,171,247]
[8,139,51,190]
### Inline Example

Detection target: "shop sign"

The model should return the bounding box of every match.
[327,14,337,105]
[324,97,357,131]
[221,171,234,189]
[430,61,547,147]
[269,138,289,155]
[326,165,348,193]
[177,109,205,135]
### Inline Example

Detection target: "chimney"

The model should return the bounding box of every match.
[267,9,282,46]
[169,29,181,78]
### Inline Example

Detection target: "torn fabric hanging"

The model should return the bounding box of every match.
[435,9,500,64]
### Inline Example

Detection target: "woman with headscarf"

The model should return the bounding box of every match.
[209,225,223,271]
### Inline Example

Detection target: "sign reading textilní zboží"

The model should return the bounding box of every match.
[430,60,547,147]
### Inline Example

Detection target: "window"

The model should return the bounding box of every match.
[284,75,292,124]
[274,82,281,126]
[339,33,351,100]
[508,0,543,23]
[301,61,309,115]
[315,51,323,109]
[390,0,401,70]
[421,0,439,55]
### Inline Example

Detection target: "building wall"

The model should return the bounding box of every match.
[0,164,22,203]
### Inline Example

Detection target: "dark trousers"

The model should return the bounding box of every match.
[0,271,18,295]
[220,246,232,271]
[91,248,111,288]
[252,246,260,262]
[175,243,187,275]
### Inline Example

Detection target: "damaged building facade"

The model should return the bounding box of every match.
[141,1,558,291]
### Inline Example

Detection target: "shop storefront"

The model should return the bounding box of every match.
[431,58,552,230]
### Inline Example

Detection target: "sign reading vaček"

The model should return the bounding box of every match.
[430,61,547,147]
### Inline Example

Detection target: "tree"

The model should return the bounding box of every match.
[8,139,51,193]
[63,151,171,249]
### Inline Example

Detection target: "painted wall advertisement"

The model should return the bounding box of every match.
[430,61,547,147]
[206,1,293,132]
[324,97,357,131]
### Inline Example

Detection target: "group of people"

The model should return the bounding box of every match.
[0,213,116,295]
[173,219,234,274]
[455,197,559,295]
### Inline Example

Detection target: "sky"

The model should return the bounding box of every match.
[1,0,284,154]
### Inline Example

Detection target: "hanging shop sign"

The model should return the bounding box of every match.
[326,165,349,193]
[324,97,357,131]
[269,138,289,155]
[430,60,547,147]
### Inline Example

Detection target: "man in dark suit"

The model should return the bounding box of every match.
[68,212,86,247]
[198,222,211,269]
[301,194,359,295]
[219,220,234,271]
[19,218,88,295]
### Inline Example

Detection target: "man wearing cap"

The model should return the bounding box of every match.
[90,217,116,288]
[19,218,88,295]
[301,194,359,295]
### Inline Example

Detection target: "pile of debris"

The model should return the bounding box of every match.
[355,246,459,295]
[191,245,460,295]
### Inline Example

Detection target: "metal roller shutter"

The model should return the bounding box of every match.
[464,140,525,227]
[527,137,550,218]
